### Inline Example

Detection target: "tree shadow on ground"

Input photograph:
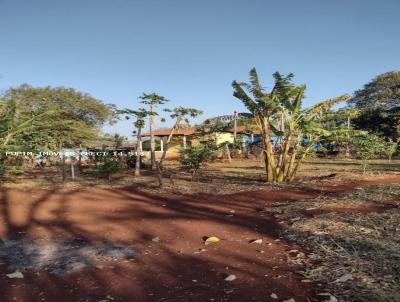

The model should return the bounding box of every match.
[0,183,348,302]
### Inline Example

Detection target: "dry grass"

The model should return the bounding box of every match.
[1,158,400,194]
[280,185,400,302]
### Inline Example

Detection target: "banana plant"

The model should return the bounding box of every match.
[233,68,350,182]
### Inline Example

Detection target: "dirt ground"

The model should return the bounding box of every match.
[0,159,399,302]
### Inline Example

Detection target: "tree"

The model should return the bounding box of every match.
[113,134,126,149]
[232,68,349,183]
[348,71,400,109]
[352,107,400,140]
[349,135,386,174]
[320,108,360,157]
[0,85,115,149]
[118,108,151,176]
[139,93,169,170]
[151,106,203,187]
[1,85,115,182]
[0,99,60,147]
[159,107,203,167]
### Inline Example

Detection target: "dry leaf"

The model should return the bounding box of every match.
[334,273,352,283]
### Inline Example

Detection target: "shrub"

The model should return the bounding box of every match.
[350,135,386,174]
[97,157,124,181]
[179,141,219,179]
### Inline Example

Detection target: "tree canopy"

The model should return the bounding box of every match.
[0,84,115,150]
[348,71,400,109]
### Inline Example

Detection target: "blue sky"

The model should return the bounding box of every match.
[1,0,399,138]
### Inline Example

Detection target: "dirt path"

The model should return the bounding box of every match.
[0,176,399,302]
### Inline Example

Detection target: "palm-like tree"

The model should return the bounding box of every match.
[139,93,169,170]
[118,108,150,176]
[232,68,350,182]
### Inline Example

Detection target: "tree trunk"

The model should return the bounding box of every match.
[62,152,66,182]
[289,143,312,181]
[261,122,276,182]
[150,104,156,170]
[78,144,82,173]
[135,127,142,177]
[225,143,232,163]
[345,116,350,158]
[156,162,163,188]
[276,112,285,177]
[71,161,75,180]
[159,118,181,168]
[182,135,187,149]
[233,111,237,141]
[285,138,301,181]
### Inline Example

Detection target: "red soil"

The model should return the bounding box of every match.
[0,176,399,302]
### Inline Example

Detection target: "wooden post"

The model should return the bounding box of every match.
[160,138,164,152]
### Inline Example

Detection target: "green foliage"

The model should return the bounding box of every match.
[0,85,115,150]
[125,155,137,168]
[232,68,350,182]
[349,135,387,173]
[164,107,203,127]
[8,166,25,176]
[118,108,150,129]
[179,141,219,177]
[0,164,6,177]
[97,156,124,180]
[3,84,115,126]
[353,107,400,140]
[113,134,126,149]
[139,92,169,106]
[158,106,203,169]
[348,71,400,109]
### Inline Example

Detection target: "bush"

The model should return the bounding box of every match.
[350,135,387,173]
[8,167,25,176]
[97,157,124,180]
[125,155,137,168]
[179,141,219,179]
[0,165,6,177]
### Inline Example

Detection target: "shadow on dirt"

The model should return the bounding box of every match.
[1,180,380,302]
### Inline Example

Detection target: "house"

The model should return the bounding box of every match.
[140,124,261,160]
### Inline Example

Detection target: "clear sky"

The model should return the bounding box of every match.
[1,0,399,138]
